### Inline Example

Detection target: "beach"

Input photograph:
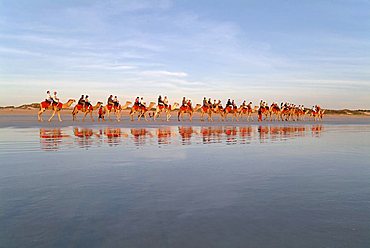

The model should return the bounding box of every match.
[1,108,369,128]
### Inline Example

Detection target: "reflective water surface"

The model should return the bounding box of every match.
[0,124,370,247]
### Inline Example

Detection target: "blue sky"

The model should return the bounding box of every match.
[0,0,369,108]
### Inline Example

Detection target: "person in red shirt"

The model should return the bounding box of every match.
[98,106,105,122]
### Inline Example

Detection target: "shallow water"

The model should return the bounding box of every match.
[0,124,370,247]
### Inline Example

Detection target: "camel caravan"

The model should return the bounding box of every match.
[38,91,325,122]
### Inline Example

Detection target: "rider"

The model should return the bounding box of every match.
[182,97,187,107]
[134,97,140,106]
[140,97,144,107]
[78,95,85,105]
[208,98,212,108]
[163,96,169,108]
[213,100,217,108]
[107,95,114,106]
[187,99,193,110]
[46,91,53,103]
[84,95,91,108]
[241,100,247,108]
[226,99,232,107]
[52,92,59,104]
[158,95,164,106]
[247,101,252,109]
[232,100,237,109]
[203,97,207,107]
[113,96,119,107]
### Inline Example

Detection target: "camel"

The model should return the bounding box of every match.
[294,108,310,121]
[239,106,259,121]
[311,109,325,121]
[280,107,293,121]
[258,106,271,121]
[177,104,201,121]
[269,104,282,121]
[200,105,214,122]
[72,102,103,122]
[104,101,132,122]
[130,102,156,121]
[222,106,240,122]
[153,102,179,121]
[38,99,75,122]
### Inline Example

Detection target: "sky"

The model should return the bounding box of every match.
[0,0,369,109]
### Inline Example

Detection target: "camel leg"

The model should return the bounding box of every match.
[48,110,56,122]
[90,112,94,122]
[57,111,62,122]
[130,111,134,121]
[38,109,45,122]
[82,112,87,122]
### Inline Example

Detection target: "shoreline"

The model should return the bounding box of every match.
[0,109,369,128]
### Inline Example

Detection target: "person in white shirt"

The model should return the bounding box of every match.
[53,92,59,104]
[46,91,53,103]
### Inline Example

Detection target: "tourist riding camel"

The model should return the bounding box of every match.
[38,92,75,122]
[72,95,103,122]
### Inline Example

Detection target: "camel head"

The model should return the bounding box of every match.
[121,101,132,110]
[66,99,76,106]
[172,102,179,110]
[148,102,156,110]
[194,104,202,112]
[93,102,103,109]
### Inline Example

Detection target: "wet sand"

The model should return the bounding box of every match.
[0,109,369,128]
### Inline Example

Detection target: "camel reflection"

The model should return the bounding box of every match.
[157,127,173,145]
[258,125,323,142]
[39,125,323,150]
[73,128,99,148]
[178,127,195,145]
[105,128,127,146]
[39,128,69,151]
[201,127,223,144]
[312,125,323,137]
[131,128,153,146]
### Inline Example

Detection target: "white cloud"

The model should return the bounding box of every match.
[141,70,188,77]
